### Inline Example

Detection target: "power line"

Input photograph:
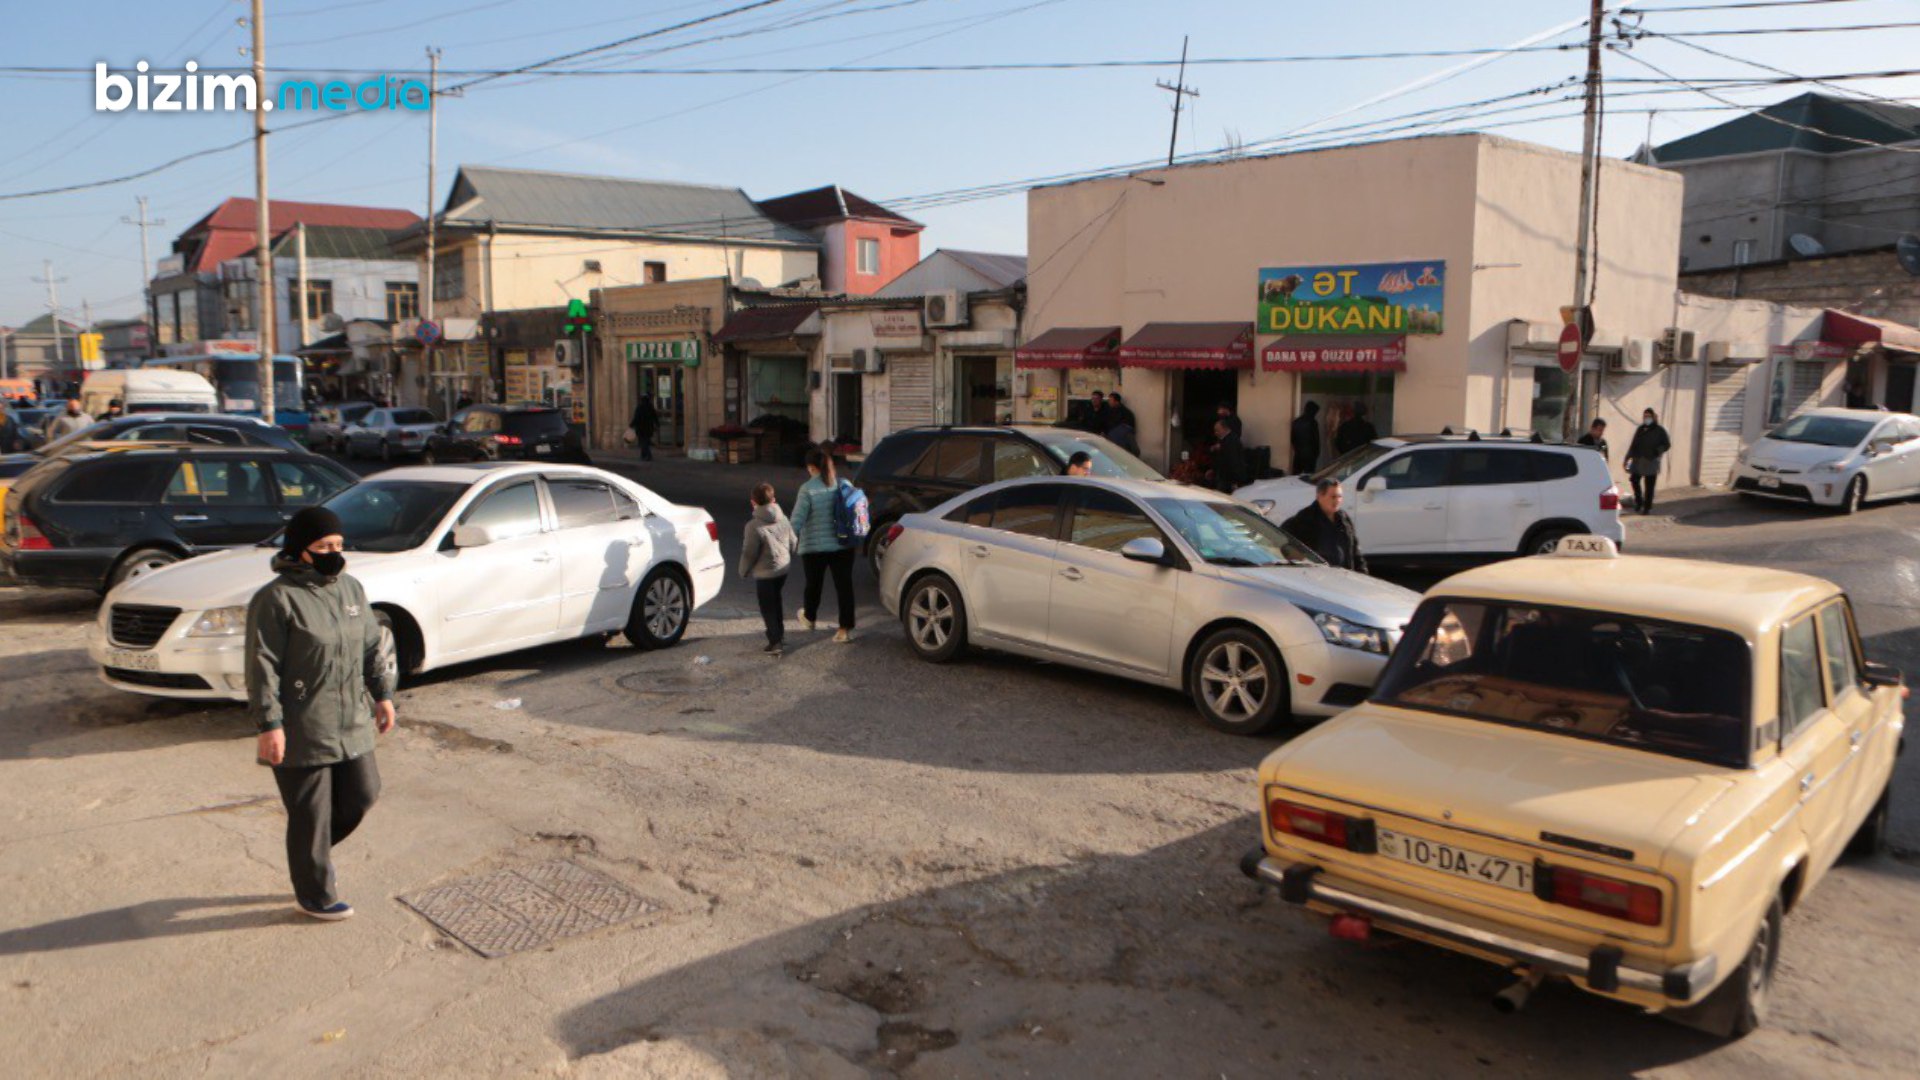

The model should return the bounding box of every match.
[1614,49,1920,156]
[1624,0,1878,11]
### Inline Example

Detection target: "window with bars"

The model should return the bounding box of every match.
[644,261,667,284]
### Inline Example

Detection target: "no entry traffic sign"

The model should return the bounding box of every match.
[1557,321,1582,373]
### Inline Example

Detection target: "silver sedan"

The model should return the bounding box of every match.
[877,476,1421,734]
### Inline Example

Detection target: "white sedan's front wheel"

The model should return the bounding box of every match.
[1188,627,1288,735]
[1840,474,1867,515]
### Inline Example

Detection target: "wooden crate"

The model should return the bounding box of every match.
[719,438,757,465]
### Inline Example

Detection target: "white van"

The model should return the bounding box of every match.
[78,369,219,418]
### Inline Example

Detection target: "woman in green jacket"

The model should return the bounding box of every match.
[789,443,856,642]
[246,506,397,921]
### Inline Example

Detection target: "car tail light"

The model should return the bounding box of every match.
[1600,486,1620,512]
[883,523,905,546]
[16,516,52,551]
[1267,798,1375,852]
[1538,864,1662,926]
[493,434,522,446]
[706,520,719,542]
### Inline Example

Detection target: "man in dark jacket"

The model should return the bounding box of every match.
[1210,419,1249,493]
[1281,479,1367,574]
[1290,401,1322,476]
[1085,390,1111,436]
[629,395,658,462]
[1107,391,1137,434]
[1333,402,1377,456]
[1576,418,1609,461]
[1216,402,1243,440]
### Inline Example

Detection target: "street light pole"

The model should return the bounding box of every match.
[250,0,277,423]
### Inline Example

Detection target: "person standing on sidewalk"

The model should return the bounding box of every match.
[246,506,396,921]
[1624,408,1672,514]
[790,444,856,642]
[628,395,658,462]
[740,482,797,657]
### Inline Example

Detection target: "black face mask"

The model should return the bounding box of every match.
[307,550,346,578]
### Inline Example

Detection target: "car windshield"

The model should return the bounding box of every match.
[271,480,468,553]
[1766,415,1873,448]
[1374,599,1752,768]
[1031,430,1164,480]
[1313,442,1394,484]
[1146,496,1320,567]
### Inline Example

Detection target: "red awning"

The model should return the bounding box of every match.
[1117,322,1254,370]
[1015,326,1121,369]
[714,304,819,345]
[1822,309,1920,354]
[1262,334,1406,373]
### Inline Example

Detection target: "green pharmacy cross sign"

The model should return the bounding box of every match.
[562,299,595,337]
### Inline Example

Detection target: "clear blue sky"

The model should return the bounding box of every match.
[2,0,1916,326]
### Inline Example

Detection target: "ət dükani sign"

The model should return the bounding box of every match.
[1257,261,1446,336]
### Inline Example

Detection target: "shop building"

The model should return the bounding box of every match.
[1020,133,1830,487]
[756,185,923,296]
[589,278,731,454]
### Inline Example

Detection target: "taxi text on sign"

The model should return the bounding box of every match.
[1257,261,1445,336]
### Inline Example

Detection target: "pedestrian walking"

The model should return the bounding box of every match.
[790,444,856,642]
[1281,479,1368,573]
[1624,408,1671,514]
[245,506,396,921]
[44,399,92,441]
[1290,401,1323,476]
[628,395,658,462]
[1333,402,1377,456]
[740,482,797,657]
[103,399,125,421]
[1576,418,1610,462]
[1210,419,1250,493]
[1216,402,1243,440]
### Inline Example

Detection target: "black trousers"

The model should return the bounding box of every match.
[1632,473,1658,512]
[755,574,788,645]
[801,549,856,630]
[272,753,381,909]
[639,435,653,462]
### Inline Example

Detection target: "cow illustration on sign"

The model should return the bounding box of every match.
[1256,261,1445,336]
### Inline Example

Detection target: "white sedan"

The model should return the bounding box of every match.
[87,463,726,701]
[1731,407,1920,512]
[876,476,1421,734]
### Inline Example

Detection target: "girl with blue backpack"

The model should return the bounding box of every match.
[790,443,860,642]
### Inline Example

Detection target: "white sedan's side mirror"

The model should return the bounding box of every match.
[452,524,498,549]
[1120,537,1168,565]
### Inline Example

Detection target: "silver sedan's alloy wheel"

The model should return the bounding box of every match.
[644,576,687,641]
[1199,640,1270,722]
[908,585,955,652]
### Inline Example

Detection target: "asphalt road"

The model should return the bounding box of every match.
[2,454,1917,1078]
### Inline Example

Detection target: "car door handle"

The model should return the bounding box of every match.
[967,545,989,558]
[1422,502,1444,511]
[1058,567,1084,581]
[171,514,209,522]
[1514,499,1536,508]
[1800,772,1816,794]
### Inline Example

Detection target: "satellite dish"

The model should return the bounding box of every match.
[1898,234,1920,277]
[737,277,764,291]
[1789,233,1825,257]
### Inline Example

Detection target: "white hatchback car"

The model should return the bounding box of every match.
[877,476,1421,734]
[345,406,443,462]
[87,463,725,700]
[1731,407,1920,513]
[1236,433,1624,565]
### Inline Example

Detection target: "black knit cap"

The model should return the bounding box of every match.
[282,506,344,556]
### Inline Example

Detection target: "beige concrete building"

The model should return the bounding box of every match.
[1020,133,1844,488]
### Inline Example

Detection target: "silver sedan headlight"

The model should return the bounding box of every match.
[1310,611,1390,655]
[187,606,247,638]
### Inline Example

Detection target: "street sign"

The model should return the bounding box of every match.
[562,298,594,336]
[417,320,442,347]
[1557,322,1582,373]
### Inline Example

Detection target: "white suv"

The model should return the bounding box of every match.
[1235,434,1624,565]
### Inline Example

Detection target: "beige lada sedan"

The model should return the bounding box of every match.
[1243,536,1904,1036]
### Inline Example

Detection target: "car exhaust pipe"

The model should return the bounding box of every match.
[1492,970,1544,1015]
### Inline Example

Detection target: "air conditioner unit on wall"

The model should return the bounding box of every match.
[924,290,967,328]
[1657,327,1697,364]
[1609,339,1655,375]
[861,349,886,374]
[553,339,576,365]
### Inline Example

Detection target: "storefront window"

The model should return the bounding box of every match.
[748,355,808,428]
[1300,372,1395,462]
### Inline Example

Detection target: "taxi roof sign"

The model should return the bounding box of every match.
[1551,534,1618,559]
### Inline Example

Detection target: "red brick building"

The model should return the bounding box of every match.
[756,185,923,296]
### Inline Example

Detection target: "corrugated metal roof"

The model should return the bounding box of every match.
[1656,93,1920,163]
[442,166,817,247]
[270,225,410,261]
[714,304,821,343]
[942,250,1027,288]
[757,185,921,228]
[874,249,1027,299]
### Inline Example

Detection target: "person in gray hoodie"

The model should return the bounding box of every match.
[246,505,396,921]
[740,482,798,656]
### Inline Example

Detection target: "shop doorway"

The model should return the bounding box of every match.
[632,363,684,446]
[831,371,863,446]
[1173,368,1239,459]
[1526,362,1597,441]
[1886,362,1915,413]
[1299,372,1396,464]
[957,355,1007,425]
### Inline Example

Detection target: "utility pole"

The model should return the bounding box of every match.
[296,221,310,348]
[34,260,68,374]
[423,46,441,325]
[249,0,277,423]
[1155,36,1199,168]
[1562,0,1605,443]
[122,196,164,324]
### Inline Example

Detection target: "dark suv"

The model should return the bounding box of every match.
[0,413,301,481]
[855,425,1163,573]
[0,446,356,591]
[425,404,585,463]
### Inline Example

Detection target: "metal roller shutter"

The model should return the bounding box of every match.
[889,354,933,430]
[1785,360,1829,420]
[1701,366,1747,487]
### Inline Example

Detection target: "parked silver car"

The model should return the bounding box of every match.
[877,476,1422,734]
[345,406,442,462]
[310,401,376,453]
[1730,407,1920,512]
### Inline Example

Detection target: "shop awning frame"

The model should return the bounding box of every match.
[1015,326,1121,369]
[714,304,821,345]
[1262,334,1407,373]
[1822,309,1920,355]
[1117,322,1254,370]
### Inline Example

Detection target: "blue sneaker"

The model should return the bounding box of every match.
[298,900,355,921]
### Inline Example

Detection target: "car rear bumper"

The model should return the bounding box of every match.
[86,620,247,701]
[1247,855,1716,1004]
[0,547,110,590]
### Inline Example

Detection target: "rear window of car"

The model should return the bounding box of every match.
[1532,452,1579,481]
[504,411,568,437]
[910,436,989,484]
[392,409,437,425]
[858,433,933,483]
[48,460,171,504]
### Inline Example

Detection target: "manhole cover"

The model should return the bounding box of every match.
[616,668,723,695]
[400,859,654,957]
